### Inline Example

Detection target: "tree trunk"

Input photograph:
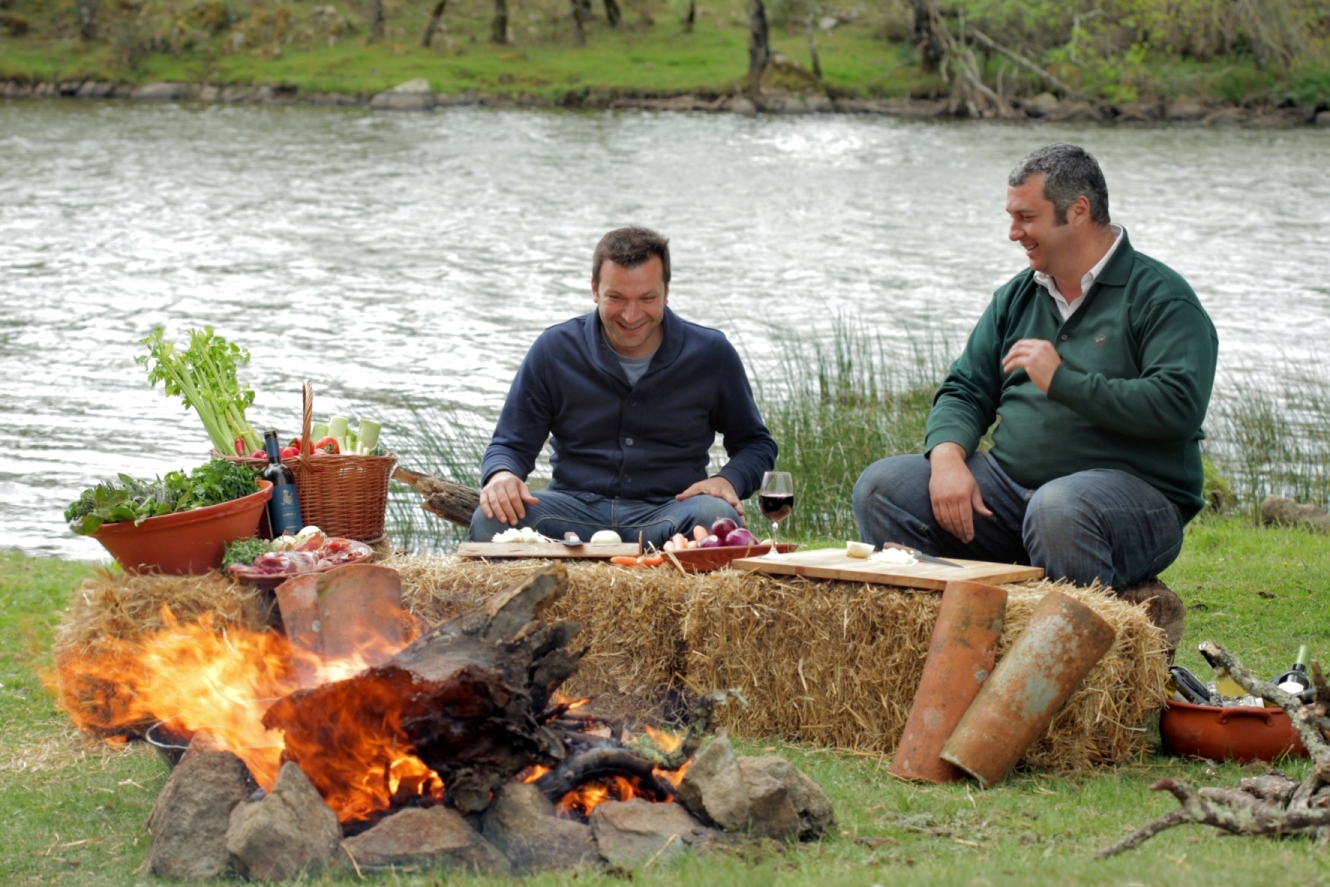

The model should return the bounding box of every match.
[369,0,385,42]
[421,0,448,48]
[77,0,98,41]
[805,1,823,81]
[603,0,622,27]
[391,465,480,528]
[909,0,945,72]
[490,0,508,44]
[746,0,771,96]
[570,0,586,46]
[684,0,696,33]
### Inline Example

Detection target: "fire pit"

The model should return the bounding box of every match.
[61,562,835,880]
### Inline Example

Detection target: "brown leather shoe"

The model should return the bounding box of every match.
[1116,580,1185,660]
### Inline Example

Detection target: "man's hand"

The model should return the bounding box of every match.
[677,476,744,518]
[479,470,539,525]
[1002,338,1062,393]
[928,443,992,544]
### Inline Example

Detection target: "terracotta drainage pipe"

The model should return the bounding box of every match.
[940,590,1117,788]
[891,580,1008,783]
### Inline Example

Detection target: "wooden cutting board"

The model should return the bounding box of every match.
[456,542,642,559]
[732,547,1043,591]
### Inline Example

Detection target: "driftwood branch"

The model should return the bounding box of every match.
[965,27,1086,99]
[392,464,480,528]
[1099,642,1330,857]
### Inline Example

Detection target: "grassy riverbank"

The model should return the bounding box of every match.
[4,517,1330,883]
[2,0,1328,111]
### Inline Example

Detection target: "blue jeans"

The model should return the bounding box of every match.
[851,452,1184,590]
[468,490,742,549]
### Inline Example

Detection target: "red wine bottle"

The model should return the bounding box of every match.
[263,430,303,537]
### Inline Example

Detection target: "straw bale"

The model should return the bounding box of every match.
[683,575,1169,774]
[51,557,1169,775]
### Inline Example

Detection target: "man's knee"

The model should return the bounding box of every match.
[469,506,508,542]
[854,455,925,510]
[676,495,741,532]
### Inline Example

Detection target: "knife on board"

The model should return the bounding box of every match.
[881,542,965,569]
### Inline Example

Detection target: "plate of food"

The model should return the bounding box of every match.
[662,518,796,573]
[225,527,375,590]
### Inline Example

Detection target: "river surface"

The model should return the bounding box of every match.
[2,99,1328,560]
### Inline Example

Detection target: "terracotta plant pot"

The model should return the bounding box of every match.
[891,580,1008,783]
[91,480,272,575]
[940,590,1117,787]
[1159,698,1309,763]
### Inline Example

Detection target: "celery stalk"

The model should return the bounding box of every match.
[357,419,382,451]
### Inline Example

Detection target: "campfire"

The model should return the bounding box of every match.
[57,562,834,879]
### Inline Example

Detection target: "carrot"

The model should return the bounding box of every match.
[639,554,665,567]
[692,525,708,542]
[671,532,689,551]
[610,556,639,566]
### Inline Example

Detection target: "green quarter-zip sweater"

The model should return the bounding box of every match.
[924,230,1219,521]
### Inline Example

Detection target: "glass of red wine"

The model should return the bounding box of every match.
[758,471,794,560]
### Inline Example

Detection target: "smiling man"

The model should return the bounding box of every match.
[853,143,1218,654]
[470,226,776,549]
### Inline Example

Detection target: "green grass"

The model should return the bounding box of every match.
[2,0,1328,105]
[5,518,1330,883]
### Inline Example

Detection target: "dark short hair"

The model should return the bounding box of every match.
[1009,143,1111,227]
[592,226,671,289]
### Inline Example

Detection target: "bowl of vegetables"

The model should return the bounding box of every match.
[66,460,271,575]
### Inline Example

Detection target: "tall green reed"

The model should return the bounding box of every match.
[385,328,1329,553]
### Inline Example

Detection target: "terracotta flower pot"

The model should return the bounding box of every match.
[90,480,272,575]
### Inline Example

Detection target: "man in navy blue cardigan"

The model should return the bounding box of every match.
[469,226,777,548]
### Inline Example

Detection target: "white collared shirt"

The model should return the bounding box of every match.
[1036,223,1124,321]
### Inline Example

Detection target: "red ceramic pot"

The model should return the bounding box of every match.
[90,480,272,575]
[1159,698,1308,763]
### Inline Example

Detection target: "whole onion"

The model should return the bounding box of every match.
[725,527,757,547]
[710,517,738,544]
[696,534,723,548]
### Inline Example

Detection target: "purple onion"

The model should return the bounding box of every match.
[725,527,757,547]
[710,517,738,544]
[697,534,724,548]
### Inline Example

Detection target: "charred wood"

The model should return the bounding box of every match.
[392,465,480,528]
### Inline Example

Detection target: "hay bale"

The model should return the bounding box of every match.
[683,575,1168,773]
[52,557,1169,774]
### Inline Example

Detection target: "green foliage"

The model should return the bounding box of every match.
[221,535,271,568]
[64,458,259,535]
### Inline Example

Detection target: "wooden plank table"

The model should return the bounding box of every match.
[732,547,1043,591]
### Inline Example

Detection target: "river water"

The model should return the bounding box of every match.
[2,99,1328,561]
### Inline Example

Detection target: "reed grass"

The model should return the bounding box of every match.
[386,322,1330,551]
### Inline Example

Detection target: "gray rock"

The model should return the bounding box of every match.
[1164,99,1207,121]
[481,781,596,873]
[197,85,220,102]
[371,77,437,111]
[728,96,757,117]
[1021,91,1061,117]
[1113,101,1162,122]
[677,737,750,832]
[75,81,116,99]
[1046,100,1105,122]
[226,761,341,882]
[343,805,511,874]
[734,759,800,840]
[1261,495,1330,532]
[132,82,192,101]
[1316,110,1330,127]
[146,734,259,880]
[589,798,713,867]
[737,756,835,840]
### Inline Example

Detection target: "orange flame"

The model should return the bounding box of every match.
[55,606,436,823]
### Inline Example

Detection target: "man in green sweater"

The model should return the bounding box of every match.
[854,143,1217,650]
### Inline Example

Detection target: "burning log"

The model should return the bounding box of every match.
[1098,641,1330,857]
[263,562,587,818]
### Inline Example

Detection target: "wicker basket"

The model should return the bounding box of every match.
[212,381,396,543]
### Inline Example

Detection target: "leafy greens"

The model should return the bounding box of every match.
[66,459,261,535]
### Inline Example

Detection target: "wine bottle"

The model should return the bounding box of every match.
[263,429,303,537]
[1273,645,1312,696]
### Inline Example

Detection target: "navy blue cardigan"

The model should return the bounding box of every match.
[481,308,777,502]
